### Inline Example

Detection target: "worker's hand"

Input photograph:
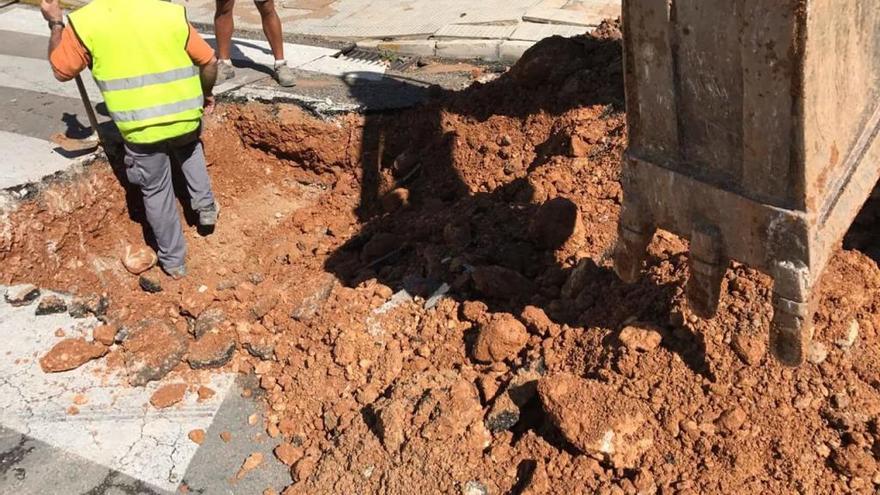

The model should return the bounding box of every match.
[40,0,63,23]
[203,95,216,115]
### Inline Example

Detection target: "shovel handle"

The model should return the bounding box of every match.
[74,74,101,141]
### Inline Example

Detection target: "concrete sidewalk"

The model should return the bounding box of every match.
[181,0,619,62]
[41,0,619,62]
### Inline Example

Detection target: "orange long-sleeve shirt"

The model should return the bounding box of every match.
[50,23,216,82]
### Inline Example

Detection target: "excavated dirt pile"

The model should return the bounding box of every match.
[6,20,880,494]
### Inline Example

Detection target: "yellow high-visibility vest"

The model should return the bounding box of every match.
[69,0,203,144]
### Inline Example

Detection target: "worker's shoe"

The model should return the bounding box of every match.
[162,264,187,280]
[198,201,220,228]
[217,60,235,83]
[274,62,296,87]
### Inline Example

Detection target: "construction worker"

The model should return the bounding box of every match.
[41,0,220,280]
[214,0,296,87]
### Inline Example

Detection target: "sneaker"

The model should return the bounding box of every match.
[274,63,296,87]
[218,60,235,83]
[198,201,220,227]
[162,264,187,280]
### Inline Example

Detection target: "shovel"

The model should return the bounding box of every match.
[50,74,102,153]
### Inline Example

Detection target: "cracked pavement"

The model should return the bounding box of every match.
[0,289,290,494]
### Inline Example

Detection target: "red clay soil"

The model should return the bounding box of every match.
[4,21,880,494]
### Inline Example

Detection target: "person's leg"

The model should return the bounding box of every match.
[173,138,218,228]
[214,0,237,81]
[124,145,187,270]
[254,0,284,60]
[214,0,236,60]
[255,0,296,87]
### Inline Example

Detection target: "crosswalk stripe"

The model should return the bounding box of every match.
[0,290,236,492]
[0,131,73,189]
[0,53,103,101]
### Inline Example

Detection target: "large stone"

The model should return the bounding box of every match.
[35,295,67,316]
[187,329,236,369]
[528,197,584,250]
[122,319,188,386]
[472,314,529,363]
[538,373,652,468]
[5,285,40,307]
[40,338,108,373]
[121,245,157,275]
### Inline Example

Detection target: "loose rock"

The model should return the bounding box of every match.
[139,272,163,293]
[40,338,108,373]
[122,245,157,275]
[472,314,529,363]
[808,342,829,365]
[274,443,303,466]
[5,284,40,307]
[520,305,553,336]
[197,386,216,402]
[716,407,747,434]
[150,383,187,409]
[236,452,264,480]
[35,295,67,316]
[122,319,188,386]
[618,324,663,352]
[188,429,205,445]
[731,332,766,366]
[92,324,119,346]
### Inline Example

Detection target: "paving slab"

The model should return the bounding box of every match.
[436,39,502,61]
[0,132,77,189]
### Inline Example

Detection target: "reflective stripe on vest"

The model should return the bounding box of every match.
[68,0,203,144]
[94,66,199,92]
[110,95,203,122]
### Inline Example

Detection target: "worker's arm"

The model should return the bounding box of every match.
[186,24,218,113]
[41,0,89,82]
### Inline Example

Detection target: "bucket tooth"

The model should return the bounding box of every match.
[613,213,654,284]
[769,261,814,366]
[770,295,813,366]
[686,226,725,318]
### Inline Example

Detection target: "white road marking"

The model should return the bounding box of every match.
[0,131,75,190]
[0,288,234,492]
[0,54,103,101]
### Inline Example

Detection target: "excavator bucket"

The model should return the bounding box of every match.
[616,0,880,365]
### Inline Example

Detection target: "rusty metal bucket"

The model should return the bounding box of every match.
[616,0,880,365]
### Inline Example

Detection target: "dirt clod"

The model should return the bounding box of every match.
[150,383,187,409]
[197,386,216,402]
[472,314,529,363]
[92,324,118,346]
[618,324,663,352]
[40,338,108,373]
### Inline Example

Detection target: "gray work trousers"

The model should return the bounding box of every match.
[123,130,215,269]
